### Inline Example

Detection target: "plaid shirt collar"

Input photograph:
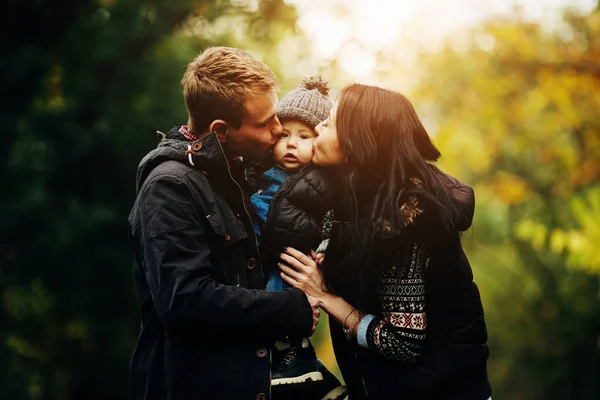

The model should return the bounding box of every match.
[178,125,199,141]
[176,125,243,170]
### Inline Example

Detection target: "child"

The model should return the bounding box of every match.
[250,77,346,399]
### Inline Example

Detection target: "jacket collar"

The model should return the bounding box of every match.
[162,126,231,174]
[135,126,236,193]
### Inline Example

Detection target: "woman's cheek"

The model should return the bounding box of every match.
[312,145,322,165]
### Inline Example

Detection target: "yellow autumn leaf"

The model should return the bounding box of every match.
[493,171,529,205]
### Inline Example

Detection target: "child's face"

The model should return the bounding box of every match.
[272,120,316,171]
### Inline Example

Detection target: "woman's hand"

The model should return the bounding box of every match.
[279,247,328,301]
[281,248,361,335]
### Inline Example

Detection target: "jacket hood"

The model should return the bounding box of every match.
[135,126,228,193]
[449,177,475,232]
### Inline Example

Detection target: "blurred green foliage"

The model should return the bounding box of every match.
[0,0,302,398]
[1,0,599,399]
[410,6,600,399]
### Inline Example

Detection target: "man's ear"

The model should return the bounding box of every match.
[209,120,229,142]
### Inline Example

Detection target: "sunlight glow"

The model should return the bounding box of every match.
[353,0,414,48]
[287,0,597,78]
[297,12,351,59]
[338,42,375,78]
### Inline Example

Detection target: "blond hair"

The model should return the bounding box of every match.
[181,47,279,133]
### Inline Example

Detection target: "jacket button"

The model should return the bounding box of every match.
[191,141,202,151]
[257,189,264,196]
[224,233,231,241]
[256,394,267,400]
[256,348,267,358]
[247,258,257,270]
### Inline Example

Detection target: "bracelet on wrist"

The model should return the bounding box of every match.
[345,311,363,340]
[342,308,357,331]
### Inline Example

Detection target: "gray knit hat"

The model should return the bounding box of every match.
[277,76,333,129]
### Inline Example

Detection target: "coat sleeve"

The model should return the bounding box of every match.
[137,173,313,338]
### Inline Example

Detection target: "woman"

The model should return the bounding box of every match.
[278,84,492,399]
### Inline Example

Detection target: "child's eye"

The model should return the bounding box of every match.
[281,132,289,137]
[300,135,312,139]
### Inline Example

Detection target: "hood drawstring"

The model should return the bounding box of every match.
[186,145,195,167]
[185,141,203,167]
[156,130,167,140]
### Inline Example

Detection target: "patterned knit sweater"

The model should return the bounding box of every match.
[355,189,429,363]
[331,177,488,399]
[342,176,472,364]
[365,240,428,363]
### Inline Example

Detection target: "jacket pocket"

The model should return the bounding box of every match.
[206,212,247,246]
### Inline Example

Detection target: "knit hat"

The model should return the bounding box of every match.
[277,76,333,129]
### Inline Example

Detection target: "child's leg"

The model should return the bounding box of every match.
[266,268,293,358]
[266,268,290,291]
[266,268,327,387]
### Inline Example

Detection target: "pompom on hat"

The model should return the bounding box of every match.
[276,76,333,129]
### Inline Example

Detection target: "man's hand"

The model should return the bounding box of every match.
[306,294,321,335]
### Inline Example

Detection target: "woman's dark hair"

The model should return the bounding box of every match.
[323,84,462,310]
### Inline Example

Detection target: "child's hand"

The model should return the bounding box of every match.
[310,250,325,267]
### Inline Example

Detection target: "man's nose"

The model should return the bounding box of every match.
[271,116,283,137]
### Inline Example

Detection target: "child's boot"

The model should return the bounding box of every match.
[271,337,323,386]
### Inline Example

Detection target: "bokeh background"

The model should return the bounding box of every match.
[2,0,599,399]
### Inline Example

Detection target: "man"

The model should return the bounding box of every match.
[128,47,320,400]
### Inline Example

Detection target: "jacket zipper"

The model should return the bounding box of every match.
[213,141,263,287]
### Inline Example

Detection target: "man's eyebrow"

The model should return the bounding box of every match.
[258,113,276,125]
